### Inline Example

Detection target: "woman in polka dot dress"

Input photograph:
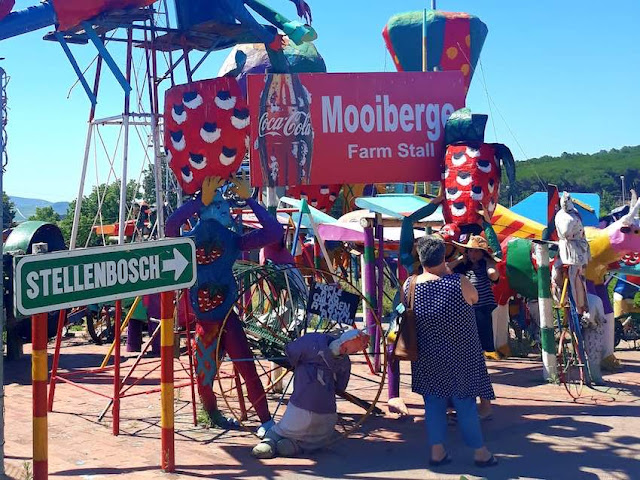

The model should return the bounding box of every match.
[406,235,497,468]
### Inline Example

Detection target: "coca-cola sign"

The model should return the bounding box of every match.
[248,71,465,187]
[258,110,313,137]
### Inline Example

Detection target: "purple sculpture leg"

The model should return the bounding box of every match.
[127,319,143,352]
[222,314,271,423]
[387,344,400,399]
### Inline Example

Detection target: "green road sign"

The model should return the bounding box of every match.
[14,238,197,316]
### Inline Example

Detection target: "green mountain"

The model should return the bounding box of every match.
[10,196,69,223]
[502,146,640,215]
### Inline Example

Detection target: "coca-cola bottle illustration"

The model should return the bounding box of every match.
[257,73,314,186]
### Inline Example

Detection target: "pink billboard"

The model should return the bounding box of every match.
[248,71,465,187]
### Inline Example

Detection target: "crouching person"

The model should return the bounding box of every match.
[252,329,369,458]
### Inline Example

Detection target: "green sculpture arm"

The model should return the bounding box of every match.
[483,220,502,259]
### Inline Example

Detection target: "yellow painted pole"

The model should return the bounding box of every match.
[32,313,48,480]
[99,296,141,369]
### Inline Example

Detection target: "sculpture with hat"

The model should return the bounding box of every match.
[252,329,370,459]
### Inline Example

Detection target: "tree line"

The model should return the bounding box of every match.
[500,146,639,215]
[4,145,638,244]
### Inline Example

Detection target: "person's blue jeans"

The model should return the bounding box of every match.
[423,395,484,449]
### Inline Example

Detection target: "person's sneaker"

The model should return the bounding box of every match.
[252,440,276,459]
[276,438,300,457]
[256,419,275,439]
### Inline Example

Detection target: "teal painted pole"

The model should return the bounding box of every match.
[534,242,558,382]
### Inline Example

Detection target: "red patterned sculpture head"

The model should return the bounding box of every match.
[284,184,341,213]
[165,78,249,195]
[439,223,461,242]
[441,108,514,235]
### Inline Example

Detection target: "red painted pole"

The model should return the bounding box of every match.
[32,312,48,480]
[160,291,175,472]
[47,309,66,412]
[113,300,122,436]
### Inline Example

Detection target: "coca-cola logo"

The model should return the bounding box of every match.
[259,111,312,137]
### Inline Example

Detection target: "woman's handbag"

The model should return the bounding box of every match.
[392,275,418,361]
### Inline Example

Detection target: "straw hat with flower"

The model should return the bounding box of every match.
[452,235,501,262]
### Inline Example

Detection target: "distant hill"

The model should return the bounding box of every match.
[502,145,640,215]
[10,196,69,222]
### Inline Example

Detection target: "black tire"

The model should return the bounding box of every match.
[86,308,115,345]
[16,310,66,343]
[614,318,624,348]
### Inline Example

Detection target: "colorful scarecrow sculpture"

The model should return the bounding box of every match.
[252,330,369,458]
[441,107,515,240]
[552,192,591,317]
[393,108,514,413]
[164,77,250,194]
[165,77,283,431]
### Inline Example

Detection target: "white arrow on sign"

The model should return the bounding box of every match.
[162,248,190,281]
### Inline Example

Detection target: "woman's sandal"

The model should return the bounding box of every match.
[429,453,452,467]
[474,454,499,467]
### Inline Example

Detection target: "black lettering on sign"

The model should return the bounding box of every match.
[307,283,359,326]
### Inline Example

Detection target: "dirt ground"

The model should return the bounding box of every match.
[2,334,640,480]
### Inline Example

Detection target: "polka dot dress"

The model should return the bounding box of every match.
[405,274,495,400]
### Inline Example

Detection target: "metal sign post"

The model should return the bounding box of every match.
[0,64,7,477]
[15,238,196,477]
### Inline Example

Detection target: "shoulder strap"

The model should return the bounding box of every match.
[407,275,418,311]
[400,275,414,305]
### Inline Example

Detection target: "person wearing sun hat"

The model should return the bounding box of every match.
[449,235,500,420]
[449,235,500,352]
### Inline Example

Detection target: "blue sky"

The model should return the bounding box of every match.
[1,0,639,202]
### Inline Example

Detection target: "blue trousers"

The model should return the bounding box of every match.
[423,395,484,449]
[473,305,495,352]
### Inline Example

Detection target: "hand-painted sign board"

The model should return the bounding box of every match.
[248,71,465,187]
[307,282,360,326]
[14,238,196,316]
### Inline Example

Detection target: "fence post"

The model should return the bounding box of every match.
[534,242,558,382]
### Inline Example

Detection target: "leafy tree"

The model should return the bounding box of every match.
[59,180,141,247]
[2,192,15,229]
[141,163,179,211]
[28,206,61,223]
